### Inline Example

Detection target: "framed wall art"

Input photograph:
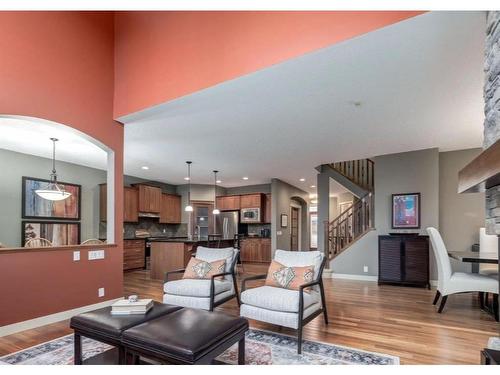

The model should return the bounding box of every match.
[22,221,80,246]
[22,176,81,220]
[391,193,421,229]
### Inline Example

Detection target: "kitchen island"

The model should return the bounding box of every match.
[149,238,234,280]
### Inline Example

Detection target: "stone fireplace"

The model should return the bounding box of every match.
[484,11,500,235]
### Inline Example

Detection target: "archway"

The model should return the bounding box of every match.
[0,114,116,246]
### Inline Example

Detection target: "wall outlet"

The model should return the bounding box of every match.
[73,251,80,261]
[88,250,105,260]
[363,266,369,273]
[98,287,105,297]
[162,228,166,233]
[277,231,282,236]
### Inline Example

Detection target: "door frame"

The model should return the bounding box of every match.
[290,201,302,251]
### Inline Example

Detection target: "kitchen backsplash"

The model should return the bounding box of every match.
[100,219,187,239]
[246,223,271,237]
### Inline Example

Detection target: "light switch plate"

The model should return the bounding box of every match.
[73,251,80,261]
[277,231,282,236]
[98,287,105,297]
[363,266,368,273]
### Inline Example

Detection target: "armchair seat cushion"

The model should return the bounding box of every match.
[443,272,499,295]
[241,285,320,313]
[164,279,232,298]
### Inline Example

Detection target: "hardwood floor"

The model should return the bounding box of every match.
[0,263,498,364]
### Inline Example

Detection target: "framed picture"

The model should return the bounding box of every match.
[280,214,288,228]
[22,221,80,247]
[391,193,421,229]
[22,176,81,220]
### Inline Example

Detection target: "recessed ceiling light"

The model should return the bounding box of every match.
[299,178,305,182]
[141,166,149,170]
[242,177,249,180]
[310,185,316,188]
[216,180,222,184]
[184,177,190,181]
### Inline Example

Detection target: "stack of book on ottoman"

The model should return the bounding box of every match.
[111,296,153,315]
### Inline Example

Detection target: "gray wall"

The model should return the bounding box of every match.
[331,148,440,278]
[225,184,271,195]
[330,148,485,279]
[439,149,485,272]
[0,148,106,247]
[271,178,309,254]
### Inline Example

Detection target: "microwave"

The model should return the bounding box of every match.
[241,208,261,223]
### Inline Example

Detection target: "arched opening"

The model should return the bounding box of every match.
[0,114,116,248]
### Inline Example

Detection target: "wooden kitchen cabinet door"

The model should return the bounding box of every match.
[160,194,181,224]
[240,194,262,208]
[124,187,139,222]
[138,185,161,213]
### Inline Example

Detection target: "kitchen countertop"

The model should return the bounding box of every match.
[148,237,235,243]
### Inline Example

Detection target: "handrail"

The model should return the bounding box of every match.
[324,192,374,260]
[329,159,374,192]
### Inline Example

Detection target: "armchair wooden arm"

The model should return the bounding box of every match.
[164,268,186,283]
[241,274,267,292]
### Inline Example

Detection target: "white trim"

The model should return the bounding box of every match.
[0,298,121,337]
[327,272,438,287]
[330,273,378,282]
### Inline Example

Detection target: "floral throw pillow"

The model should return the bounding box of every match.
[264,260,315,291]
[183,258,226,280]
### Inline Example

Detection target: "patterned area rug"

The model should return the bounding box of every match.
[0,329,399,365]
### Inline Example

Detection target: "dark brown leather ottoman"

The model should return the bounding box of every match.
[70,302,182,364]
[122,308,249,365]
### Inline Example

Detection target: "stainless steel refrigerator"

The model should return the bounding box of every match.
[215,211,239,240]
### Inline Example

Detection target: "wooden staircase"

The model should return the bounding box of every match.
[324,159,375,261]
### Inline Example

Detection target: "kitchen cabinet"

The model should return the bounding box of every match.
[137,184,161,213]
[124,187,139,222]
[150,241,195,280]
[240,238,271,263]
[100,184,139,223]
[216,195,241,211]
[123,239,145,271]
[240,193,263,209]
[378,235,429,288]
[159,193,181,224]
[264,194,272,223]
[99,184,107,222]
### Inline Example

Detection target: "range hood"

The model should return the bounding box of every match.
[458,138,500,193]
[138,212,160,218]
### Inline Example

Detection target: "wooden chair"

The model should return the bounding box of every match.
[81,239,106,245]
[25,238,52,247]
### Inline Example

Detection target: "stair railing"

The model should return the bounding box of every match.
[329,159,374,192]
[324,192,373,260]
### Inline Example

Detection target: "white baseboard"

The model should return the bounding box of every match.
[0,298,121,337]
[328,272,438,287]
[330,273,378,282]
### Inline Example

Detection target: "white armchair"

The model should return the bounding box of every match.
[163,247,240,311]
[239,250,328,354]
[427,227,498,318]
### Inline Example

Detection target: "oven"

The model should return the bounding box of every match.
[240,208,261,223]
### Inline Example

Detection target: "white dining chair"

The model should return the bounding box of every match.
[427,227,498,317]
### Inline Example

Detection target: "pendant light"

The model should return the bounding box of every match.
[35,138,72,201]
[212,170,220,215]
[184,161,193,212]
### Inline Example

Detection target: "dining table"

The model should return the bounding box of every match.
[448,250,499,322]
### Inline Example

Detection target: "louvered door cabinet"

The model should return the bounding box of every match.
[378,235,430,288]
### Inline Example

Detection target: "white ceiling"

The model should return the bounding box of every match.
[0,116,107,170]
[121,11,486,194]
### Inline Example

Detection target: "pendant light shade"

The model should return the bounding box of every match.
[35,138,71,201]
[184,161,193,212]
[212,170,220,215]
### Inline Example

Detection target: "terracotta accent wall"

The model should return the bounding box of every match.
[114,11,423,118]
[0,12,123,326]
